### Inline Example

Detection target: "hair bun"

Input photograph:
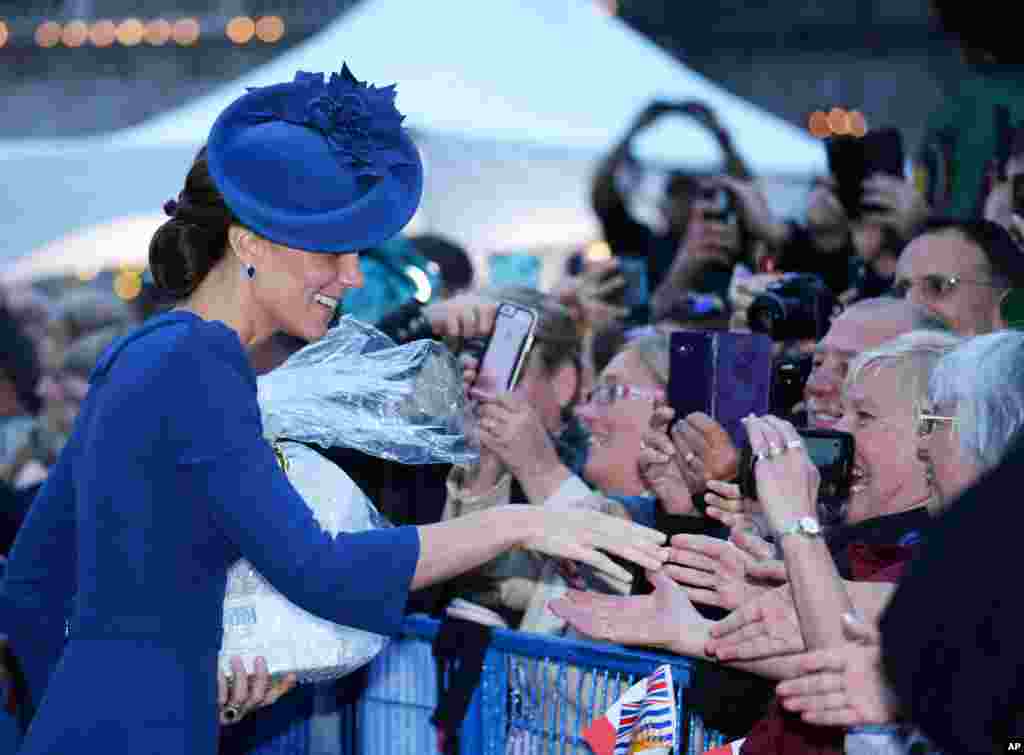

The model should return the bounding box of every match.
[148,219,216,299]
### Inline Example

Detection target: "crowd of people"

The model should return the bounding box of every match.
[2,32,1024,755]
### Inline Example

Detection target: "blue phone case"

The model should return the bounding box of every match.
[667,331,773,449]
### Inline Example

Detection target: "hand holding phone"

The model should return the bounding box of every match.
[827,128,904,220]
[469,302,538,401]
[738,428,855,501]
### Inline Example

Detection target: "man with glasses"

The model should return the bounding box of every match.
[894,218,1024,335]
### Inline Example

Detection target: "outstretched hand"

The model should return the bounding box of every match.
[665,533,767,611]
[775,613,899,726]
[639,403,696,516]
[549,570,711,658]
[524,505,669,587]
[707,583,803,662]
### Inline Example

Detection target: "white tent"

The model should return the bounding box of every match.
[0,0,825,280]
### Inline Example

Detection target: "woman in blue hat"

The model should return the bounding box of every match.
[1,66,669,755]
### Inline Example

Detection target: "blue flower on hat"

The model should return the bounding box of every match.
[245,64,414,179]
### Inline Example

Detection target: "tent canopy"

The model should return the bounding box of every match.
[0,0,825,276]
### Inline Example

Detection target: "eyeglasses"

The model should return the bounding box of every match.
[892,274,1001,300]
[915,400,958,438]
[583,383,663,407]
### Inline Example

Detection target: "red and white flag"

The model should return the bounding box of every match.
[582,664,677,755]
[703,739,745,755]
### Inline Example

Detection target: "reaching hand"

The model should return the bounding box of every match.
[548,570,711,658]
[423,293,498,340]
[670,413,741,495]
[638,404,695,516]
[523,505,669,586]
[707,583,803,662]
[218,656,297,726]
[775,613,899,726]
[665,533,767,611]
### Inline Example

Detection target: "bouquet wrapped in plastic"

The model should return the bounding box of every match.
[219,317,477,681]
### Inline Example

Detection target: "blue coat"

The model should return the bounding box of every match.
[0,311,420,754]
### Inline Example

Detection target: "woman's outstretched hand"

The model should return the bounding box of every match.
[523,506,669,587]
[218,656,297,726]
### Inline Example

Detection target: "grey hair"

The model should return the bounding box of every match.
[929,330,1024,470]
[843,295,953,333]
[844,329,964,414]
[623,331,670,387]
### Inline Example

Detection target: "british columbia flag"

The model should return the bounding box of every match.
[583,664,677,755]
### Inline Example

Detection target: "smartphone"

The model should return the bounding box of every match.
[469,302,538,400]
[667,331,773,450]
[827,128,904,219]
[738,428,856,501]
[488,253,541,290]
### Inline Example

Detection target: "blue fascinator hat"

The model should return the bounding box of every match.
[207,65,423,254]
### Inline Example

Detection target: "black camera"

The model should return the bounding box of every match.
[748,273,836,342]
[770,351,813,418]
[738,428,855,502]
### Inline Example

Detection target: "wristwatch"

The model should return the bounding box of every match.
[778,516,823,539]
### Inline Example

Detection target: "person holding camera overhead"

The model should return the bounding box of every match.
[591,100,752,295]
[0,65,671,755]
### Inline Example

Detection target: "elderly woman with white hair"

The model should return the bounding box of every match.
[762,330,1024,754]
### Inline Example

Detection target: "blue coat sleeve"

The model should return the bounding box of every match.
[0,440,77,718]
[170,330,421,638]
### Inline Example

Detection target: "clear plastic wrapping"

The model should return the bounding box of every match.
[257,315,478,466]
[220,318,478,681]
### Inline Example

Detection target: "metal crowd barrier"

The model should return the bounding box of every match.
[353,614,725,755]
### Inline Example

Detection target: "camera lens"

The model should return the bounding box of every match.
[748,274,835,342]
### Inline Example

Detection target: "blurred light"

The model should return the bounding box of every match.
[255,15,285,43]
[61,20,89,48]
[827,107,850,136]
[35,21,62,48]
[596,0,618,15]
[585,240,612,262]
[89,20,117,47]
[808,110,830,139]
[172,17,200,46]
[77,269,98,282]
[0,20,9,48]
[114,271,142,301]
[405,265,433,304]
[144,19,171,46]
[116,18,145,46]
[849,110,868,138]
[226,16,255,44]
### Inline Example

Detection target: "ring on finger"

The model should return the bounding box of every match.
[767,443,783,458]
[683,451,697,465]
[222,704,243,723]
[785,439,803,450]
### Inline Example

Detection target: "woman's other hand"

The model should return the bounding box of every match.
[523,505,668,587]
[549,570,711,658]
[218,656,297,726]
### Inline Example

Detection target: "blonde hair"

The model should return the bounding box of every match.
[622,331,670,387]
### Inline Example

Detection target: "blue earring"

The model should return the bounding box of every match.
[246,264,255,279]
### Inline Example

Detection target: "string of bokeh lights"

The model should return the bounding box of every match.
[0,16,285,49]
[808,107,868,138]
